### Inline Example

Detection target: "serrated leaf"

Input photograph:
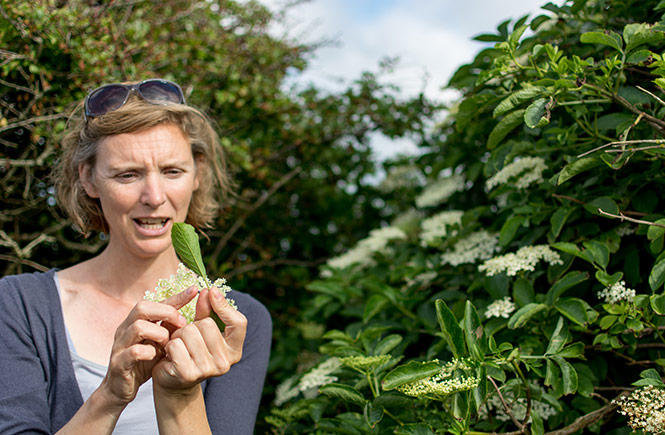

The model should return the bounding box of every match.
[557,157,603,185]
[580,31,623,52]
[382,361,442,390]
[510,24,529,44]
[553,356,578,395]
[550,207,573,239]
[649,259,665,291]
[555,298,587,326]
[584,196,619,216]
[171,222,207,279]
[435,299,467,358]
[508,303,548,329]
[546,317,568,355]
[624,23,665,53]
[464,300,486,360]
[319,383,367,406]
[545,358,560,387]
[374,334,402,356]
[524,97,550,128]
[595,270,623,287]
[363,294,388,323]
[531,409,544,435]
[651,293,665,315]
[487,109,526,149]
[546,271,588,305]
[582,240,610,269]
[494,88,546,118]
[647,219,665,241]
[557,342,584,359]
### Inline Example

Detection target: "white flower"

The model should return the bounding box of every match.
[614,385,665,434]
[480,383,557,422]
[485,297,516,318]
[616,225,636,237]
[405,271,438,287]
[379,165,426,192]
[440,230,500,266]
[340,355,391,372]
[396,358,479,399]
[598,280,636,304]
[298,357,341,397]
[327,226,407,270]
[415,175,465,208]
[419,210,464,247]
[274,376,300,406]
[486,157,547,190]
[478,245,563,276]
[144,263,235,323]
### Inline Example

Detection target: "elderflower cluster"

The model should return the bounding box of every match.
[274,357,342,405]
[396,359,480,399]
[615,224,636,237]
[479,245,563,276]
[486,157,547,190]
[327,226,407,270]
[379,165,425,192]
[440,230,500,266]
[614,386,665,434]
[598,280,636,304]
[415,175,465,208]
[340,355,391,372]
[419,210,464,247]
[144,263,235,323]
[485,297,516,319]
[405,271,438,288]
[479,384,557,423]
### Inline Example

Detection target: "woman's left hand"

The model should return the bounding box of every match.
[151,286,248,392]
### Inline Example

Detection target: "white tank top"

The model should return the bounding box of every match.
[54,274,160,434]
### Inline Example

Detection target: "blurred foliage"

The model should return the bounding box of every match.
[0,0,435,426]
[266,0,665,434]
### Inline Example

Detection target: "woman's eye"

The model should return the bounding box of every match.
[116,173,137,181]
[165,169,183,177]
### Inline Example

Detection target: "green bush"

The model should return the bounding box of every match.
[266,1,665,433]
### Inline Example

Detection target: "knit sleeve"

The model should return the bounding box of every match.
[203,291,272,435]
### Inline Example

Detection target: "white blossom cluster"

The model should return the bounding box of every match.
[340,355,391,372]
[614,386,665,434]
[598,280,636,304]
[405,271,438,288]
[415,175,465,208]
[419,210,464,247]
[615,224,636,237]
[274,357,342,406]
[486,157,547,190]
[440,230,500,266]
[485,297,516,319]
[144,263,235,323]
[478,245,563,276]
[379,165,425,192]
[396,358,479,399]
[326,226,407,270]
[480,387,557,423]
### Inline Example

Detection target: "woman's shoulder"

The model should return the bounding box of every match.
[229,290,272,331]
[0,268,58,306]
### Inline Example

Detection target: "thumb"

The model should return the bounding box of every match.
[210,287,247,349]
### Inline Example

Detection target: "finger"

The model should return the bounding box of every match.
[116,343,161,371]
[195,288,212,321]
[116,319,171,348]
[161,285,198,310]
[120,301,187,332]
[210,287,247,352]
[163,338,197,382]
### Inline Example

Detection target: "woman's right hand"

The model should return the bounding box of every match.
[98,286,197,408]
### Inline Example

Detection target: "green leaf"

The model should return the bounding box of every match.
[557,157,602,185]
[487,109,526,149]
[363,294,388,323]
[510,24,529,44]
[584,196,619,216]
[595,270,623,287]
[307,281,348,303]
[394,423,435,435]
[435,299,467,358]
[555,298,588,326]
[580,31,623,52]
[550,207,573,239]
[546,271,589,305]
[632,368,665,387]
[374,334,403,356]
[546,317,568,355]
[531,409,544,435]
[582,240,610,269]
[319,383,367,406]
[473,33,505,42]
[651,293,665,315]
[557,342,585,359]
[624,23,665,53]
[647,219,665,241]
[363,402,384,428]
[499,215,526,246]
[382,361,442,390]
[553,356,578,395]
[493,88,545,118]
[513,278,535,306]
[545,358,560,387]
[464,300,487,360]
[508,303,548,329]
[649,259,665,291]
[171,222,207,279]
[524,98,550,128]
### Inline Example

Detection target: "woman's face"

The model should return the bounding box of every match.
[81,123,199,259]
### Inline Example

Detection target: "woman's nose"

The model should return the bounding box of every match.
[140,174,166,207]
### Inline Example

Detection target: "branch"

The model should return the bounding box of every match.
[0,254,49,272]
[544,392,627,435]
[637,85,665,107]
[577,139,665,158]
[597,208,665,228]
[0,113,68,134]
[211,166,303,261]
[487,376,527,434]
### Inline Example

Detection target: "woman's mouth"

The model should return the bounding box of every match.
[134,218,169,229]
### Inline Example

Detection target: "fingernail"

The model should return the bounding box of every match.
[186,286,196,296]
[212,287,222,300]
[179,314,187,325]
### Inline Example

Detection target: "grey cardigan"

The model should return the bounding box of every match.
[0,269,272,434]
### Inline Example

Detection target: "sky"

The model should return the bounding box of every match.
[258,0,549,160]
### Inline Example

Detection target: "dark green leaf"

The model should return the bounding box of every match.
[487,109,526,149]
[508,303,548,329]
[624,23,665,52]
[557,342,585,359]
[650,293,665,315]
[382,361,441,390]
[363,294,388,323]
[647,219,665,241]
[584,197,619,216]
[531,409,544,435]
[649,259,665,291]
[555,298,588,326]
[374,334,403,356]
[493,88,545,118]
[171,222,207,278]
[319,383,367,406]
[557,157,603,185]
[550,207,573,239]
[513,277,535,306]
[499,215,526,246]
[464,300,487,360]
[553,356,578,395]
[582,240,610,269]
[546,271,588,305]
[435,299,467,358]
[394,423,435,435]
[595,270,623,287]
[546,317,568,355]
[524,98,550,128]
[580,31,623,52]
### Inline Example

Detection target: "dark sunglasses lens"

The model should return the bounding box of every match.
[87,86,129,117]
[138,81,183,104]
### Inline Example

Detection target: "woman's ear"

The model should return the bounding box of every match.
[78,163,99,198]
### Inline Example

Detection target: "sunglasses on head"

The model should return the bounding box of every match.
[84,78,186,120]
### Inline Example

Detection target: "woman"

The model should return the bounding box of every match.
[0,79,272,434]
